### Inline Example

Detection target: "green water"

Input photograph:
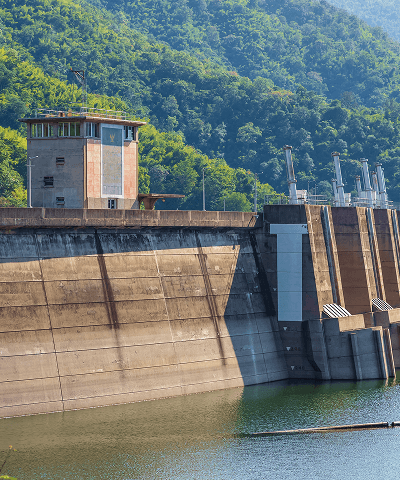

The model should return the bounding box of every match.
[1,377,400,479]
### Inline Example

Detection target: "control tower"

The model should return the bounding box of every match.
[20,108,146,209]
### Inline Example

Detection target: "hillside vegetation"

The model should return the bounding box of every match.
[83,0,400,105]
[0,45,275,210]
[1,0,400,206]
[325,0,400,43]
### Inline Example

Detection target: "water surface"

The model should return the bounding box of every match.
[1,377,400,479]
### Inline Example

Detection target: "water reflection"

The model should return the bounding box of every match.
[1,377,400,479]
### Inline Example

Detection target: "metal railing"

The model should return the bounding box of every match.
[263,194,289,205]
[28,108,135,120]
[262,194,329,206]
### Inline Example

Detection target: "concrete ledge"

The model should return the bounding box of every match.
[0,208,260,229]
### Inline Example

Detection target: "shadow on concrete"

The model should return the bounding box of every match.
[0,226,288,388]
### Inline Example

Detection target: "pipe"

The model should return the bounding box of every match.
[371,171,379,207]
[331,179,338,207]
[332,152,345,207]
[372,172,379,193]
[355,175,363,206]
[27,155,38,208]
[361,158,374,208]
[355,175,362,197]
[240,422,391,437]
[283,145,298,205]
[254,172,258,213]
[376,163,388,209]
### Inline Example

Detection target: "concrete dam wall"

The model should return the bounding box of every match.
[2,205,400,418]
[0,221,287,418]
[262,204,400,381]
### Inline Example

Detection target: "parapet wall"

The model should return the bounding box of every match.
[0,208,258,229]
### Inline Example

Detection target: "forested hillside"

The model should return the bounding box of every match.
[1,0,400,208]
[0,46,275,210]
[325,0,400,43]
[83,0,400,105]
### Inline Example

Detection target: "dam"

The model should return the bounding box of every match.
[1,204,400,418]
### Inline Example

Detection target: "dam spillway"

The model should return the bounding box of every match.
[1,206,400,418]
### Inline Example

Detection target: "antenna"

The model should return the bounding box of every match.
[71,69,87,112]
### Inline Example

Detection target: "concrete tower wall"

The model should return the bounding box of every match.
[28,137,85,209]
[86,137,138,210]
[24,116,142,210]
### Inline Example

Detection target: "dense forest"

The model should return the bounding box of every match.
[1,0,400,209]
[325,0,400,43]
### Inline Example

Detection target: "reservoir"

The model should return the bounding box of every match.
[1,376,400,479]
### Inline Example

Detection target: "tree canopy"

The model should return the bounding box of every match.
[1,0,400,207]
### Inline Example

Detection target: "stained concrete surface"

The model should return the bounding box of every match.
[3,204,400,417]
[0,227,287,417]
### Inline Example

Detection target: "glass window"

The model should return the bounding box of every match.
[63,123,69,136]
[86,122,100,138]
[31,123,54,137]
[75,123,81,136]
[124,126,137,140]
[70,123,76,137]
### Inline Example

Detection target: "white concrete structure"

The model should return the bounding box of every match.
[270,223,308,322]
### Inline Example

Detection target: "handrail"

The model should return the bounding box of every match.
[26,108,136,121]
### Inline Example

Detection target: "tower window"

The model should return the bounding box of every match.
[108,199,116,209]
[31,123,54,138]
[124,126,137,141]
[44,176,54,187]
[86,122,100,138]
[58,122,81,137]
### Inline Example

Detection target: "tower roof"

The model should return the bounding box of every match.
[19,108,146,127]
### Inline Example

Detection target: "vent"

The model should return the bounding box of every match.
[56,197,65,206]
[372,298,393,312]
[323,304,352,318]
[56,157,65,165]
[44,176,53,187]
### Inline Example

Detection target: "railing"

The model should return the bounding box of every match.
[262,194,328,206]
[263,194,289,205]
[28,108,135,121]
[352,197,396,209]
